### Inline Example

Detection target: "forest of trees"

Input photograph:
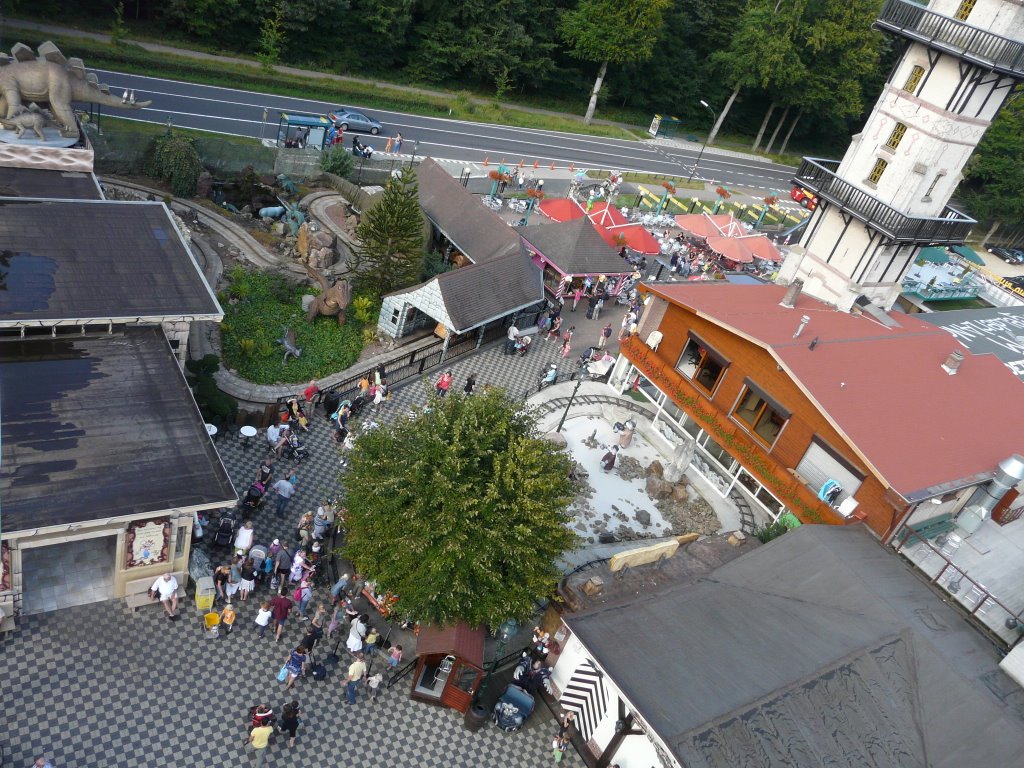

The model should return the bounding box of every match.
[27,0,900,152]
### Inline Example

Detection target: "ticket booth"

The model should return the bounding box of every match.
[410,623,486,713]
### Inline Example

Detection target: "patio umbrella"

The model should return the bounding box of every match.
[706,236,755,263]
[587,201,628,228]
[537,198,586,223]
[673,213,745,239]
[918,247,950,265]
[736,234,781,262]
[601,223,661,255]
[950,245,985,265]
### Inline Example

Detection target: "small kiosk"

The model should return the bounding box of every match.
[410,623,486,713]
[275,112,330,150]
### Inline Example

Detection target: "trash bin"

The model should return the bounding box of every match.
[463,702,489,732]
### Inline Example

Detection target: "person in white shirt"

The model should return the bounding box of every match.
[506,324,520,354]
[151,573,179,619]
[266,423,289,458]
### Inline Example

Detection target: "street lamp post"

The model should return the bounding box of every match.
[409,140,420,169]
[556,369,589,433]
[474,618,519,707]
[687,100,718,184]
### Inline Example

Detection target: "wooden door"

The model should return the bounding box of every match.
[440,659,484,713]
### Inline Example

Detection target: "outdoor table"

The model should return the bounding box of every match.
[206,423,218,439]
[239,425,258,448]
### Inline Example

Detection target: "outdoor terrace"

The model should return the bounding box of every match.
[875,0,1024,79]
[793,157,976,245]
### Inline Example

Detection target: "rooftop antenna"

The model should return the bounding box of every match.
[793,315,810,339]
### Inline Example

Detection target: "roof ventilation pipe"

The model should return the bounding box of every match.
[942,350,964,375]
[793,315,810,339]
[958,455,1024,534]
[780,278,804,309]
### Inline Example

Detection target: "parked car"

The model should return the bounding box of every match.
[1009,248,1024,263]
[988,246,1022,264]
[327,107,382,134]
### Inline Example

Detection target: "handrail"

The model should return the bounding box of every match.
[895,524,1024,643]
[794,158,975,245]
[875,0,1024,76]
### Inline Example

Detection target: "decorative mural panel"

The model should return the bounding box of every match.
[124,518,171,568]
[1,541,10,591]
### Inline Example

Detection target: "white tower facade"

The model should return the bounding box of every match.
[777,0,1024,311]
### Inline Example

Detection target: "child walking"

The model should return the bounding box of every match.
[255,601,272,639]
[219,602,237,637]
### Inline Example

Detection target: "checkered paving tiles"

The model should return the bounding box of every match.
[0,600,579,767]
[0,334,619,768]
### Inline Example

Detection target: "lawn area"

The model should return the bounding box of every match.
[220,267,364,385]
[7,25,636,141]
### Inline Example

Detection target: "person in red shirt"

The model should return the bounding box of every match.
[303,379,319,404]
[435,370,454,397]
[270,587,293,643]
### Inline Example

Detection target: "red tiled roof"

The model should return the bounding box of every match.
[415,622,486,666]
[644,282,1024,500]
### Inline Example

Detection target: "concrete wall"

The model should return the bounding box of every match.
[274,148,323,179]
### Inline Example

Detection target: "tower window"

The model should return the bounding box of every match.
[868,158,888,184]
[886,122,907,150]
[903,65,925,94]
[954,0,976,20]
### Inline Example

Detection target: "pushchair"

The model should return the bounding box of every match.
[248,545,268,586]
[240,482,266,512]
[213,516,235,548]
[282,431,308,463]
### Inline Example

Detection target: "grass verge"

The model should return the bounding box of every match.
[8,25,636,141]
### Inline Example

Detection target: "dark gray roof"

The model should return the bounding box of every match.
[0,327,237,531]
[0,167,102,200]
[0,199,221,325]
[417,159,520,264]
[521,218,631,276]
[917,306,1024,381]
[565,526,1024,768]
[436,244,543,332]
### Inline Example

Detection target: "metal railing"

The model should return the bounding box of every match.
[900,279,981,300]
[894,524,1024,646]
[875,0,1024,77]
[793,158,975,245]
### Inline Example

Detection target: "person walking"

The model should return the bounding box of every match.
[279,700,302,747]
[219,602,236,637]
[271,586,293,642]
[571,286,584,312]
[295,580,313,621]
[598,323,613,349]
[394,132,403,152]
[347,613,369,655]
[282,644,309,690]
[505,323,519,355]
[546,315,562,342]
[388,644,404,670]
[238,558,256,602]
[226,554,242,602]
[255,600,273,639]
[248,719,273,767]
[384,135,394,153]
[273,543,292,588]
[464,373,477,395]
[560,335,572,359]
[552,734,569,763]
[594,292,605,320]
[255,458,274,487]
[345,652,368,705]
[435,370,453,397]
[273,474,297,517]
[618,312,634,341]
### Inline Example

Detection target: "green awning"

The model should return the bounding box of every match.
[951,245,985,265]
[918,247,950,264]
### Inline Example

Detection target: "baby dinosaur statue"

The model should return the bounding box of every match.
[0,105,52,140]
[0,41,151,139]
[304,263,352,326]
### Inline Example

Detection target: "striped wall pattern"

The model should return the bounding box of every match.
[559,659,609,741]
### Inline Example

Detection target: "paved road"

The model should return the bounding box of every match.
[89,69,798,190]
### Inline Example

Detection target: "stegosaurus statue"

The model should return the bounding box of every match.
[0,41,151,139]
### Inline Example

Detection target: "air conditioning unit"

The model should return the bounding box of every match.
[956,504,988,534]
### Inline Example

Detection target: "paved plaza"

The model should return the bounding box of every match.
[0,323,628,767]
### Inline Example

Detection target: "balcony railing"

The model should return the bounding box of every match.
[875,0,1024,77]
[901,279,980,300]
[793,158,976,245]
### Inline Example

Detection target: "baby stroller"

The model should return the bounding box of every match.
[282,431,308,463]
[493,684,535,733]
[248,545,268,586]
[240,482,266,512]
[287,398,310,432]
[514,335,532,357]
[213,516,235,548]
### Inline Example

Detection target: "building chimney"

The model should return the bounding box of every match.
[941,349,964,375]
[963,455,1024,517]
[793,315,810,339]
[780,278,804,309]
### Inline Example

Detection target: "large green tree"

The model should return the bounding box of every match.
[961,92,1024,226]
[351,167,425,298]
[342,389,578,627]
[559,0,672,124]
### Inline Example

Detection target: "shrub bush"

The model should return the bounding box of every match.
[320,145,355,178]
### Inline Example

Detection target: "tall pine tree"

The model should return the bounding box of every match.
[352,167,425,299]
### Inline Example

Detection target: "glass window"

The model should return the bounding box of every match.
[886,122,907,150]
[702,435,736,473]
[954,0,976,20]
[733,388,787,446]
[903,65,925,94]
[868,158,888,184]
[176,526,186,557]
[677,338,728,394]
